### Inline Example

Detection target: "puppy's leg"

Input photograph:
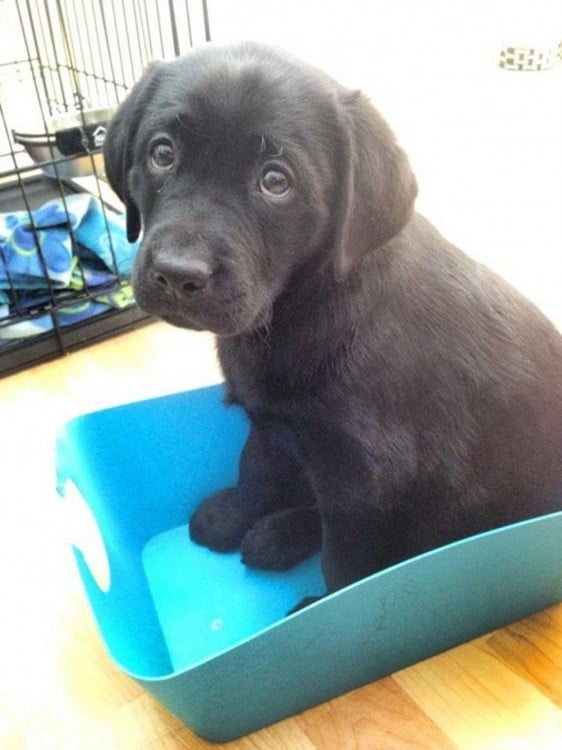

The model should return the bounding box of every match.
[320,511,390,592]
[287,511,391,613]
[189,423,315,552]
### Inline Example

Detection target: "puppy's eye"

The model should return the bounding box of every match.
[259,167,292,197]
[150,139,176,170]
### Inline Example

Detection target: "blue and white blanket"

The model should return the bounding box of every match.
[0,194,139,340]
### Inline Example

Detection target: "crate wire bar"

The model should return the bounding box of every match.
[0,0,210,377]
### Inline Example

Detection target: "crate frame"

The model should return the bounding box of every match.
[0,0,210,377]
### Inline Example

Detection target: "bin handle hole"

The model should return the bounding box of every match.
[62,480,111,593]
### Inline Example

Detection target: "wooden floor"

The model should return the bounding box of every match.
[1,322,561,749]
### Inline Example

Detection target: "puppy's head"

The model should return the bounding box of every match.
[104,43,417,335]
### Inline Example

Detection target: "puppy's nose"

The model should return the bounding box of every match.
[153,255,212,294]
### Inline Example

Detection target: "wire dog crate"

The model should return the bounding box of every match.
[0,0,210,377]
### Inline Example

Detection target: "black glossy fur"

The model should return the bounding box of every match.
[104,43,562,600]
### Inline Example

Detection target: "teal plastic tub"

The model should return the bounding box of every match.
[55,384,562,742]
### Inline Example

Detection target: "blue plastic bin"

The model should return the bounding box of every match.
[55,384,562,742]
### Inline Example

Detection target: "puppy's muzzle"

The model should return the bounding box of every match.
[151,252,213,296]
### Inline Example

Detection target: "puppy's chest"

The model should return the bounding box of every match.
[217,331,324,415]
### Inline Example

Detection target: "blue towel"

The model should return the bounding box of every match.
[0,193,137,291]
[0,285,135,341]
[0,194,139,340]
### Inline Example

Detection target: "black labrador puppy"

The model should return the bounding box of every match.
[104,42,562,600]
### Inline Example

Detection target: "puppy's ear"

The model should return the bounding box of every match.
[333,91,418,279]
[104,63,163,242]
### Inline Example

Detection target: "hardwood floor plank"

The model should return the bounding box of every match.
[297,676,455,749]
[395,639,562,748]
[482,605,562,707]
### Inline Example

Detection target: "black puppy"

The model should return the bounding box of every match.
[104,43,562,599]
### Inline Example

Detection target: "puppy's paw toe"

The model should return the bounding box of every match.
[240,522,289,570]
[189,489,250,552]
[241,507,322,571]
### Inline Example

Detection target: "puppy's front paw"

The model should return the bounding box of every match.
[189,489,252,552]
[240,507,322,571]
